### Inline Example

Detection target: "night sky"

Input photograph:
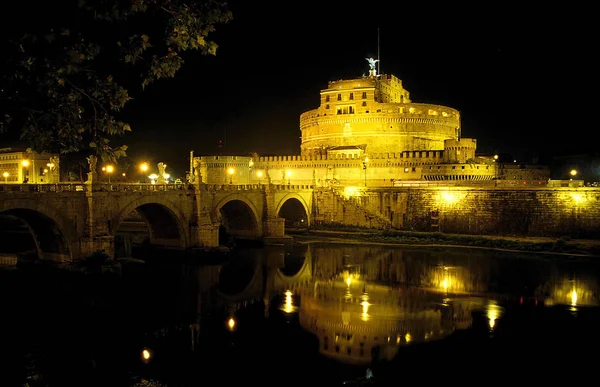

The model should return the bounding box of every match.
[2,1,596,176]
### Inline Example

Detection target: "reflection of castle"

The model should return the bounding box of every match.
[194,61,549,186]
[298,279,476,365]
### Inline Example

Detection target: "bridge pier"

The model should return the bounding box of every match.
[79,236,115,260]
[192,224,220,248]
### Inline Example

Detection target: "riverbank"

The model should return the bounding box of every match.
[286,228,600,257]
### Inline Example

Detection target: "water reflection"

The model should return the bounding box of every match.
[297,274,480,365]
[2,242,600,385]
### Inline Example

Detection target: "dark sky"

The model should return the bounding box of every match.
[3,1,596,176]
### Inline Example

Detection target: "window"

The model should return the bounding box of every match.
[349,92,354,100]
[325,95,330,102]
[337,94,341,101]
[362,101,367,106]
[362,92,367,99]
[326,104,330,109]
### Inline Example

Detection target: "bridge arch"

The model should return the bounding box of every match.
[275,250,313,289]
[214,194,262,242]
[276,193,311,227]
[0,199,75,262]
[112,195,189,249]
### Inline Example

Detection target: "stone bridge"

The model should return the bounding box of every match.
[0,181,314,262]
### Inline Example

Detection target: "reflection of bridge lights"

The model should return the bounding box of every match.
[141,348,152,363]
[227,317,236,331]
[571,289,578,307]
[346,276,352,288]
[360,293,370,322]
[405,333,412,343]
[282,290,297,314]
[442,277,449,291]
[486,301,503,331]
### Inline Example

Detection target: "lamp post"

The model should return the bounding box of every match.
[3,172,8,183]
[286,170,292,186]
[362,157,369,187]
[257,170,263,185]
[21,159,30,183]
[494,154,499,180]
[139,162,149,183]
[570,169,578,181]
[105,165,114,183]
[228,167,235,184]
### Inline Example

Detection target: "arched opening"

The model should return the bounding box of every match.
[280,250,307,277]
[278,198,309,229]
[218,255,259,296]
[0,209,71,263]
[113,203,184,259]
[218,200,260,247]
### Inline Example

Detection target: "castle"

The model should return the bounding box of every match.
[194,59,549,187]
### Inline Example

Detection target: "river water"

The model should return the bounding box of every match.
[1,241,599,386]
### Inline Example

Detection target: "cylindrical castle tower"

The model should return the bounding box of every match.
[299,73,461,157]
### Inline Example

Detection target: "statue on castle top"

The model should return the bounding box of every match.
[86,155,97,174]
[366,57,379,70]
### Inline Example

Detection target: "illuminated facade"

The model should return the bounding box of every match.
[0,148,60,184]
[194,63,549,187]
[299,74,461,157]
[298,278,477,365]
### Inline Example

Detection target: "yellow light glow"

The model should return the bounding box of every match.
[346,276,352,287]
[142,349,151,361]
[257,171,263,178]
[282,290,295,314]
[249,159,254,167]
[440,191,460,204]
[343,186,361,198]
[405,333,412,343]
[106,165,114,173]
[286,170,292,177]
[2,172,8,178]
[486,301,503,331]
[570,169,577,177]
[360,293,370,322]
[227,317,236,330]
[140,163,149,172]
[442,278,449,291]
[570,193,586,203]
[364,157,369,163]
[227,167,235,176]
[21,160,30,167]
[571,289,578,306]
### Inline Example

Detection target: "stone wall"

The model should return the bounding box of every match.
[313,187,600,238]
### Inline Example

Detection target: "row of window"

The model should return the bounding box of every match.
[325,92,368,102]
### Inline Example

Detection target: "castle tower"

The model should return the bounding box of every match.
[299,65,461,158]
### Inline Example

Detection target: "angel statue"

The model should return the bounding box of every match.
[366,57,379,70]
[49,156,59,171]
[86,155,97,174]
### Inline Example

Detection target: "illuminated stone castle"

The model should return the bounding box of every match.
[194,60,549,186]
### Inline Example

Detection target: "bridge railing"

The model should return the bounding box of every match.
[0,183,194,193]
[202,183,314,191]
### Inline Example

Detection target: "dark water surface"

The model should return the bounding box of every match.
[1,242,600,386]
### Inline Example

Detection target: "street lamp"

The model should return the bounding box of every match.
[139,162,149,183]
[362,157,369,187]
[286,170,292,185]
[3,172,8,183]
[227,167,235,184]
[494,154,499,180]
[21,159,30,183]
[257,170,263,185]
[105,165,114,183]
[570,169,578,180]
